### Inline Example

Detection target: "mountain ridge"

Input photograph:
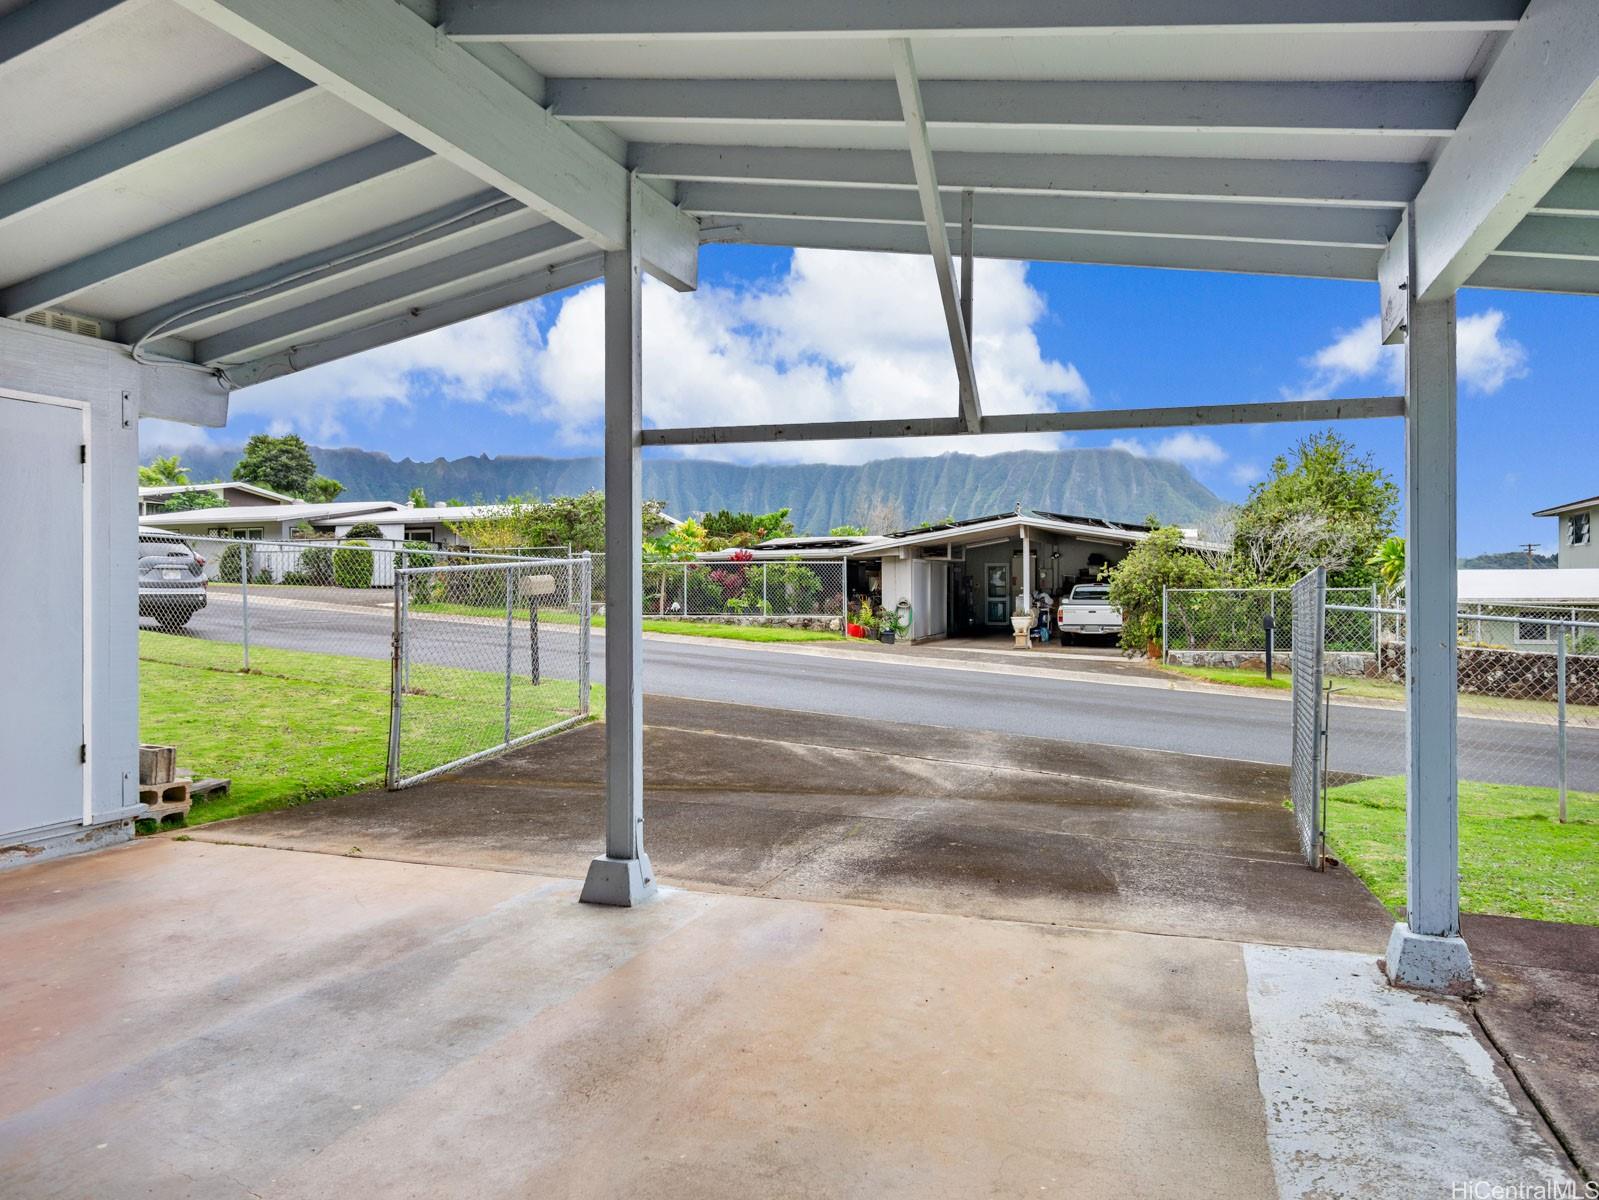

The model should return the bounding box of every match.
[145,444,1226,534]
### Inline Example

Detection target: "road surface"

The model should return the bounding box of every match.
[148,592,1598,791]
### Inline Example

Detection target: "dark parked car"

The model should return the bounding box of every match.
[138,534,207,629]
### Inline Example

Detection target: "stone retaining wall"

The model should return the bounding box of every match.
[1165,648,1375,678]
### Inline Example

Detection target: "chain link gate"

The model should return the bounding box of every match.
[387,555,593,788]
[1289,567,1327,868]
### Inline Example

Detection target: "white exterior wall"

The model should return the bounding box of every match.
[1558,508,1599,569]
[1,322,227,861]
[879,555,947,641]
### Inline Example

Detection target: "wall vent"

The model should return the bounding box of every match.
[22,309,105,339]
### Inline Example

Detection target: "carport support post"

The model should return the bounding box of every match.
[1386,265,1473,990]
[581,204,656,908]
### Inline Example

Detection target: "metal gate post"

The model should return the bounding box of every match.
[503,566,514,746]
[240,540,250,671]
[1558,622,1568,824]
[682,561,689,616]
[579,553,592,715]
[386,580,403,789]
[1161,587,1168,663]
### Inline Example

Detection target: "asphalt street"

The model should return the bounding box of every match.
[149,593,1599,791]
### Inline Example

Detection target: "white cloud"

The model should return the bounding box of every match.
[1288,309,1527,401]
[232,307,542,442]
[1456,310,1530,394]
[526,249,1090,463]
[1111,431,1227,469]
[1229,461,1264,487]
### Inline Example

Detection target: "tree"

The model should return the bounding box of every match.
[408,486,428,508]
[1105,523,1218,654]
[233,433,318,497]
[1369,536,1405,595]
[829,524,869,537]
[859,493,904,535]
[1228,430,1397,588]
[139,455,188,487]
[303,475,344,502]
[160,489,225,512]
[700,507,795,550]
[445,490,666,553]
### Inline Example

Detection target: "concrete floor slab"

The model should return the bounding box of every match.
[191,698,1392,952]
[1,840,1282,1199]
[1244,945,1574,1197]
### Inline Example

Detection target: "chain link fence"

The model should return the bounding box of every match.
[1163,585,1377,662]
[1320,602,1599,813]
[389,556,592,788]
[1289,569,1327,868]
[640,558,847,630]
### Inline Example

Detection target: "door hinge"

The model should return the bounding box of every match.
[79,743,87,764]
[79,444,87,465]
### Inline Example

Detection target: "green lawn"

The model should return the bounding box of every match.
[1324,776,1599,924]
[412,603,840,642]
[139,631,595,828]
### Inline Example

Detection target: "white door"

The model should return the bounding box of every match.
[0,396,85,834]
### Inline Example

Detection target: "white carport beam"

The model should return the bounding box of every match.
[547,78,1472,136]
[890,40,979,433]
[643,395,1403,447]
[0,66,312,230]
[194,223,587,363]
[580,189,655,908]
[173,0,699,289]
[726,217,1380,280]
[635,145,1427,208]
[679,184,1399,248]
[442,0,1525,39]
[1,136,431,318]
[0,0,129,72]
[1386,205,1473,991]
[1409,0,1599,301]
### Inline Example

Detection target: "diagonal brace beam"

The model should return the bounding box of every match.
[890,39,980,432]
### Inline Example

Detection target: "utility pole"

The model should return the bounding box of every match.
[1520,542,1539,568]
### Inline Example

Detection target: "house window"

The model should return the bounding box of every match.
[1571,513,1591,546]
[1516,612,1550,644]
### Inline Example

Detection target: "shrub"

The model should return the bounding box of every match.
[281,570,312,587]
[332,541,374,588]
[399,540,436,602]
[217,543,243,583]
[299,545,333,585]
[344,521,384,540]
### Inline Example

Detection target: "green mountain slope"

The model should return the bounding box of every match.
[148,444,1226,533]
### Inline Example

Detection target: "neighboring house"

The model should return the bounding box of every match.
[137,481,296,514]
[1457,568,1599,647]
[835,509,1218,643]
[138,499,405,541]
[1532,495,1599,568]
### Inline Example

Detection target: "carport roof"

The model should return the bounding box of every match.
[846,508,1221,557]
[3,0,1598,410]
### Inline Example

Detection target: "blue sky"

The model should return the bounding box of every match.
[147,243,1599,557]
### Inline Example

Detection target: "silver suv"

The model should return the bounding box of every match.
[138,534,207,629]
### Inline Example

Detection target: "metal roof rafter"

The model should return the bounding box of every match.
[172,0,700,290]
[890,39,980,434]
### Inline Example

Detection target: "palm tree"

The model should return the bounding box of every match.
[1368,537,1405,595]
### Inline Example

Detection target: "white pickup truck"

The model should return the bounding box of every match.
[1055,584,1122,642]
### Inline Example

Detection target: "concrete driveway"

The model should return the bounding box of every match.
[0,701,1580,1197]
